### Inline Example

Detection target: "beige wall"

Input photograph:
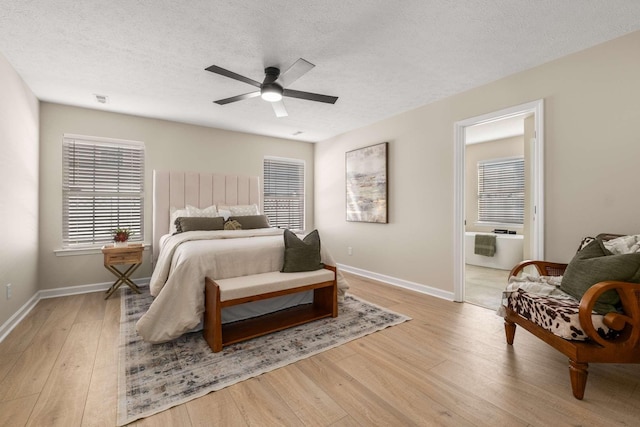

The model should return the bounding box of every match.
[0,54,39,327]
[315,30,640,294]
[465,136,524,234]
[39,103,315,290]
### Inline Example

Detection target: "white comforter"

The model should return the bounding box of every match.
[136,228,348,343]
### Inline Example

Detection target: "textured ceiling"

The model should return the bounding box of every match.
[1,1,640,142]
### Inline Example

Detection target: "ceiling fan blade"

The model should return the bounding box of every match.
[278,58,315,87]
[271,99,288,118]
[283,88,338,104]
[214,91,260,105]
[205,65,261,88]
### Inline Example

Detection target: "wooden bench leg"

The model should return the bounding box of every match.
[569,360,588,400]
[313,284,337,318]
[504,320,516,345]
[203,278,223,353]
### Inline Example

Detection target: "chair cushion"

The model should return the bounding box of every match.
[507,288,616,341]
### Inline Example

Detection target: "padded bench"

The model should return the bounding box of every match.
[203,265,337,352]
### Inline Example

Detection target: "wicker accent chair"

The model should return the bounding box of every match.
[503,234,640,399]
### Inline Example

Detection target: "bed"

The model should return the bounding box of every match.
[136,170,348,343]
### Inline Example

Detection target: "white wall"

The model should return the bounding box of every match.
[0,54,39,327]
[315,30,640,295]
[38,103,315,290]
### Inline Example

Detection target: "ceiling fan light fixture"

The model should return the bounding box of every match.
[261,83,283,102]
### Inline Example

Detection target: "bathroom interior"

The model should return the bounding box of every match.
[464,114,533,310]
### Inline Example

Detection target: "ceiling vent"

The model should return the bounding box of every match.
[94,94,109,104]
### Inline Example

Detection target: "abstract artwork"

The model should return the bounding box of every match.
[346,142,388,223]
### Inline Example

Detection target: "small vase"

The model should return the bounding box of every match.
[114,241,128,247]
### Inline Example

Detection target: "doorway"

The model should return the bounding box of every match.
[453,100,544,305]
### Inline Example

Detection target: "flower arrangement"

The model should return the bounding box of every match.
[113,228,131,243]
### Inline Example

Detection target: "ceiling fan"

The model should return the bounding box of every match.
[205,58,338,118]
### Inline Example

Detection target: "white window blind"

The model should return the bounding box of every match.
[477,157,524,225]
[62,135,145,247]
[263,157,304,230]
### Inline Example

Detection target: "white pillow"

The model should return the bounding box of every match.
[218,204,260,217]
[169,207,189,234]
[217,209,231,221]
[186,204,219,217]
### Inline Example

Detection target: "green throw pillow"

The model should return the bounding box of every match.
[229,215,271,230]
[560,238,640,314]
[174,216,225,233]
[281,229,324,272]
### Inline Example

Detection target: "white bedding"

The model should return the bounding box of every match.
[136,228,348,343]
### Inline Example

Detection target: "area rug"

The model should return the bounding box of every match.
[117,286,410,425]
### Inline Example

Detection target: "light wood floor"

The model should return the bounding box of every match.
[1,273,640,426]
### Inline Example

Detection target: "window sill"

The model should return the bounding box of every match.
[54,243,150,257]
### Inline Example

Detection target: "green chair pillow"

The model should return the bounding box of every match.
[560,238,640,314]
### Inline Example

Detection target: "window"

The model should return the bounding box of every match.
[263,157,304,230]
[62,134,144,247]
[477,156,524,225]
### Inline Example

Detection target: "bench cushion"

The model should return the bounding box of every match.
[216,269,334,302]
[506,288,616,341]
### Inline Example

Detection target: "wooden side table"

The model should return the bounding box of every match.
[102,243,144,299]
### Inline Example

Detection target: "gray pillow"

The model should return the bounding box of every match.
[560,238,640,314]
[174,216,225,233]
[281,229,324,273]
[229,215,271,230]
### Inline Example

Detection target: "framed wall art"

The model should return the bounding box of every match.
[345,142,388,223]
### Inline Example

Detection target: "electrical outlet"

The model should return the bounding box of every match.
[6,283,12,300]
[348,246,353,256]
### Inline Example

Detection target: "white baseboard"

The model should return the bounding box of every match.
[337,264,454,301]
[0,292,41,344]
[0,277,150,343]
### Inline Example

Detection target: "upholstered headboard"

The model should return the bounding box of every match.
[152,170,261,263]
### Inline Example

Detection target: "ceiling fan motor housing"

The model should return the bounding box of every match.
[263,66,280,84]
[261,67,283,100]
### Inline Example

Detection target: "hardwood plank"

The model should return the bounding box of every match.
[0,394,38,427]
[0,351,20,384]
[185,388,247,427]
[263,363,347,426]
[74,291,107,324]
[327,415,360,427]
[296,354,419,426]
[81,295,121,427]
[429,358,620,426]
[228,376,304,426]
[315,340,358,364]
[131,404,192,427]
[337,353,477,426]
[27,320,102,427]
[348,335,528,426]
[0,295,85,401]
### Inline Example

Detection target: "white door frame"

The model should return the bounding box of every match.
[453,99,544,302]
